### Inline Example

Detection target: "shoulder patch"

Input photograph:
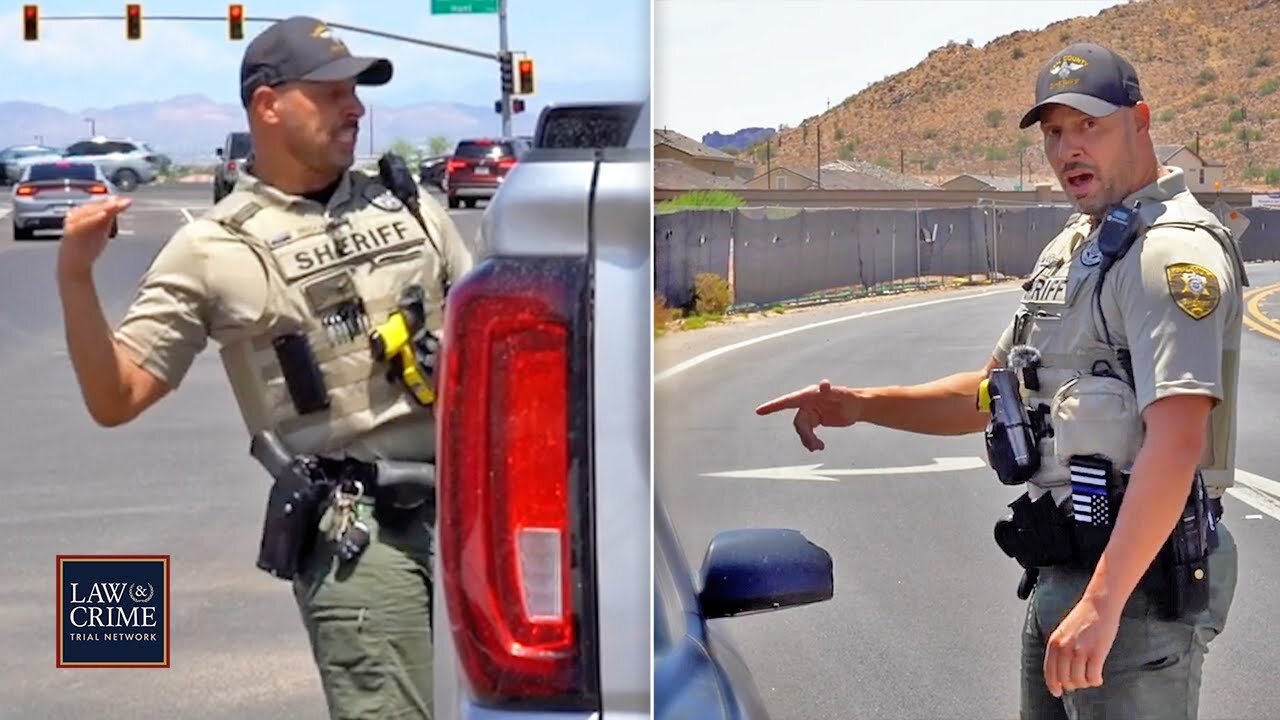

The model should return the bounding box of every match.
[1164,262,1220,320]
[362,180,404,211]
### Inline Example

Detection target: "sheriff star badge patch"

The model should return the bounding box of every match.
[1164,262,1221,320]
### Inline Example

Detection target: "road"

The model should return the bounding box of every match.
[656,262,1280,720]
[0,182,483,719]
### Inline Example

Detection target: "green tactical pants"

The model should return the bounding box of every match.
[1020,521,1238,720]
[292,501,435,720]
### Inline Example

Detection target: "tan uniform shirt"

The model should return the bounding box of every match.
[992,166,1244,499]
[113,167,474,461]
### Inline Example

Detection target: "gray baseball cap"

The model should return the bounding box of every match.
[1019,43,1143,129]
[239,16,393,108]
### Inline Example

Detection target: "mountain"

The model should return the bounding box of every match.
[0,93,558,165]
[752,0,1280,191]
[701,127,776,153]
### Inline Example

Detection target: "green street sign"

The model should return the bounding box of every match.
[432,0,498,13]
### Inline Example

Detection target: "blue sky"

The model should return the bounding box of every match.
[4,0,651,110]
[655,0,1128,139]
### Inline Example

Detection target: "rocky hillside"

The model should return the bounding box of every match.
[753,0,1280,191]
[702,127,776,153]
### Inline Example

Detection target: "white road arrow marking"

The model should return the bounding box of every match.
[702,456,988,482]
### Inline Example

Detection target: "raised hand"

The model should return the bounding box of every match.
[57,196,132,278]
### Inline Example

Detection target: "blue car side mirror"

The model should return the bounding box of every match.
[697,528,834,620]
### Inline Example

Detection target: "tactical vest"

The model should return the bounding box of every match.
[1011,201,1241,505]
[207,171,444,457]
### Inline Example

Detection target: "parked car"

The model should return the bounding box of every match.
[432,99,648,719]
[11,161,119,241]
[417,154,449,191]
[0,144,62,185]
[213,131,252,203]
[443,136,531,209]
[59,137,161,191]
[654,497,835,720]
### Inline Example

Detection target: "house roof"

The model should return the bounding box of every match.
[654,129,736,161]
[818,159,937,190]
[654,158,746,191]
[1155,144,1187,164]
[749,162,937,191]
[945,173,1027,191]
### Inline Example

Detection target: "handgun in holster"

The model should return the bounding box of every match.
[977,368,1042,486]
[249,429,331,581]
[368,284,440,406]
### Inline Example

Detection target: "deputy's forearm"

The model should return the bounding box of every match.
[854,369,991,435]
[57,268,133,426]
[1082,433,1200,616]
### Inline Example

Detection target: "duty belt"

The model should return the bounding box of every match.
[315,455,436,509]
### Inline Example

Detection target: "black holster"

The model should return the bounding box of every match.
[993,491,1077,570]
[250,430,331,581]
[1143,472,1217,620]
[256,473,330,581]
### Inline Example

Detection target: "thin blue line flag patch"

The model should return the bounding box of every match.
[1070,461,1113,528]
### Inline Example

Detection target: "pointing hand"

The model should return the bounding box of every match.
[755,379,863,452]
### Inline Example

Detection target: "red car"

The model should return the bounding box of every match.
[444,137,530,209]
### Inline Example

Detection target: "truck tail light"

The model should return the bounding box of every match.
[437,256,599,709]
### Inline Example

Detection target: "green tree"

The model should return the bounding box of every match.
[428,135,452,156]
[387,138,419,163]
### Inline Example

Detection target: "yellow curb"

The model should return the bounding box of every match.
[1243,284,1280,342]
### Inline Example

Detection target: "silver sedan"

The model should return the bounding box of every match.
[10,161,119,241]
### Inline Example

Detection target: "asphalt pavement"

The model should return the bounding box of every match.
[0,182,483,719]
[656,263,1280,720]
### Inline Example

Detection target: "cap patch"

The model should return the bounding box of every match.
[310,23,348,54]
[1048,55,1088,91]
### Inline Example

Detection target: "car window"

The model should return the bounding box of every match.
[535,104,641,149]
[454,141,512,159]
[105,141,137,154]
[228,133,252,157]
[28,163,97,181]
[63,142,97,156]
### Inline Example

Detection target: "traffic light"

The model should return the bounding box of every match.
[499,52,514,95]
[125,3,141,40]
[517,58,535,95]
[228,4,244,40]
[22,5,37,41]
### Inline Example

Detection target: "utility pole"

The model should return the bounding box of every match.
[499,0,511,137]
[766,139,772,189]
[816,123,821,189]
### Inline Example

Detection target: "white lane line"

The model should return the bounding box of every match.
[702,456,988,482]
[656,281,1280,523]
[179,208,194,223]
[0,208,10,220]
[654,287,1022,384]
